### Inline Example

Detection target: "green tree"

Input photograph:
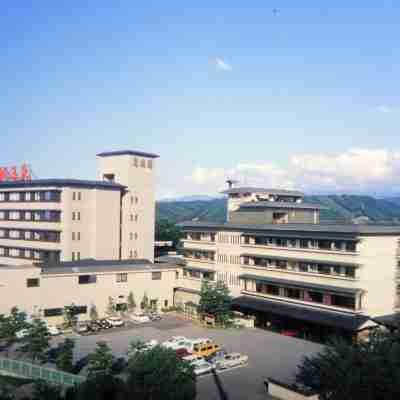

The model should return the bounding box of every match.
[0,307,28,346]
[155,219,183,248]
[198,280,232,325]
[89,304,98,321]
[74,374,126,400]
[106,297,116,316]
[0,386,15,400]
[20,318,50,362]
[87,341,114,377]
[56,338,75,373]
[63,304,78,328]
[128,340,146,358]
[127,291,136,312]
[127,346,196,400]
[141,292,149,311]
[31,380,64,400]
[296,330,400,400]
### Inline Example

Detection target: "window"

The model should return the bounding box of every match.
[130,196,134,204]
[130,214,133,222]
[152,271,162,280]
[134,233,138,240]
[9,192,20,201]
[116,273,128,283]
[331,294,355,309]
[175,271,179,279]
[130,232,133,240]
[317,264,331,275]
[346,242,357,252]
[134,250,137,258]
[72,232,75,241]
[299,263,308,273]
[77,251,80,260]
[43,308,63,317]
[147,159,153,169]
[73,192,76,201]
[285,288,302,299]
[72,252,75,261]
[129,250,133,258]
[135,214,138,222]
[345,267,355,278]
[77,232,80,241]
[78,192,82,201]
[133,157,138,167]
[77,212,81,221]
[27,278,40,288]
[164,300,168,308]
[308,291,323,303]
[72,212,76,221]
[140,159,146,168]
[78,275,97,285]
[135,196,138,204]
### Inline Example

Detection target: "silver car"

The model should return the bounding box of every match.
[215,353,248,370]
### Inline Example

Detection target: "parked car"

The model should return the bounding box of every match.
[99,319,113,329]
[47,325,61,336]
[281,329,299,337]
[215,353,248,370]
[46,346,64,363]
[162,337,192,351]
[87,322,101,333]
[206,349,227,364]
[148,312,162,321]
[107,316,125,327]
[130,313,150,323]
[75,322,89,334]
[193,360,214,376]
[175,347,191,358]
[183,354,205,367]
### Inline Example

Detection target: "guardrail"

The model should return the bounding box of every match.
[0,356,85,386]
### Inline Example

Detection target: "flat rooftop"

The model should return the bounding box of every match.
[221,187,304,196]
[97,150,159,158]
[179,221,400,236]
[0,179,126,190]
[238,201,322,210]
[40,258,179,275]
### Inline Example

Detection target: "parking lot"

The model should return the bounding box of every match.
[58,314,323,400]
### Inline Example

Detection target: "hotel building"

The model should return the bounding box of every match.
[179,186,400,340]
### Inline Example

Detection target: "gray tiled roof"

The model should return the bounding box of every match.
[232,295,370,331]
[97,150,159,158]
[0,179,125,190]
[239,273,362,294]
[221,187,304,196]
[41,258,178,275]
[179,221,400,235]
[238,202,322,210]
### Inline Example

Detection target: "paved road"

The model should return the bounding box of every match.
[57,315,323,400]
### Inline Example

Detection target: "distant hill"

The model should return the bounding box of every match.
[156,195,400,225]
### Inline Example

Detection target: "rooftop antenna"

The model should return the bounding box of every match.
[226,179,238,189]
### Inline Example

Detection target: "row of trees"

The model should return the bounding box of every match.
[1,342,197,400]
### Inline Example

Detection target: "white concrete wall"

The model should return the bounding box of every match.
[97,154,156,262]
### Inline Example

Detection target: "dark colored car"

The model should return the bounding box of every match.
[46,346,64,363]
[280,329,299,337]
[99,319,113,329]
[206,349,227,364]
[175,348,191,358]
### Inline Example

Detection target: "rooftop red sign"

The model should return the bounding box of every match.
[0,164,32,182]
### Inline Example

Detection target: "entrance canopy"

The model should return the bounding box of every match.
[232,295,371,332]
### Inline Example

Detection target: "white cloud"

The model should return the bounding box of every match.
[215,58,232,71]
[377,105,393,113]
[187,148,400,196]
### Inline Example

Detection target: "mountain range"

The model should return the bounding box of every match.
[156,195,400,224]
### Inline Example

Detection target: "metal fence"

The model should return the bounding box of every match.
[0,356,85,386]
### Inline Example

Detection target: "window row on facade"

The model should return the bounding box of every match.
[182,268,215,281]
[0,246,60,263]
[242,256,356,279]
[0,210,61,223]
[0,228,60,242]
[243,235,358,253]
[184,232,216,242]
[242,279,358,310]
[132,157,153,169]
[0,190,61,203]
[183,249,215,262]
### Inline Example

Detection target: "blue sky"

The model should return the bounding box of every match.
[1,1,399,197]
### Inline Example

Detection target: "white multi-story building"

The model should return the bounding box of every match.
[0,150,158,265]
[179,185,400,341]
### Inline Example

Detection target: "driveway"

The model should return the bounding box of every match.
[60,315,323,400]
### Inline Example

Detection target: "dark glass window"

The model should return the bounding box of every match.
[152,271,162,280]
[286,288,302,299]
[266,285,279,296]
[308,291,323,303]
[78,275,97,284]
[44,308,63,317]
[331,294,355,309]
[27,278,40,288]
